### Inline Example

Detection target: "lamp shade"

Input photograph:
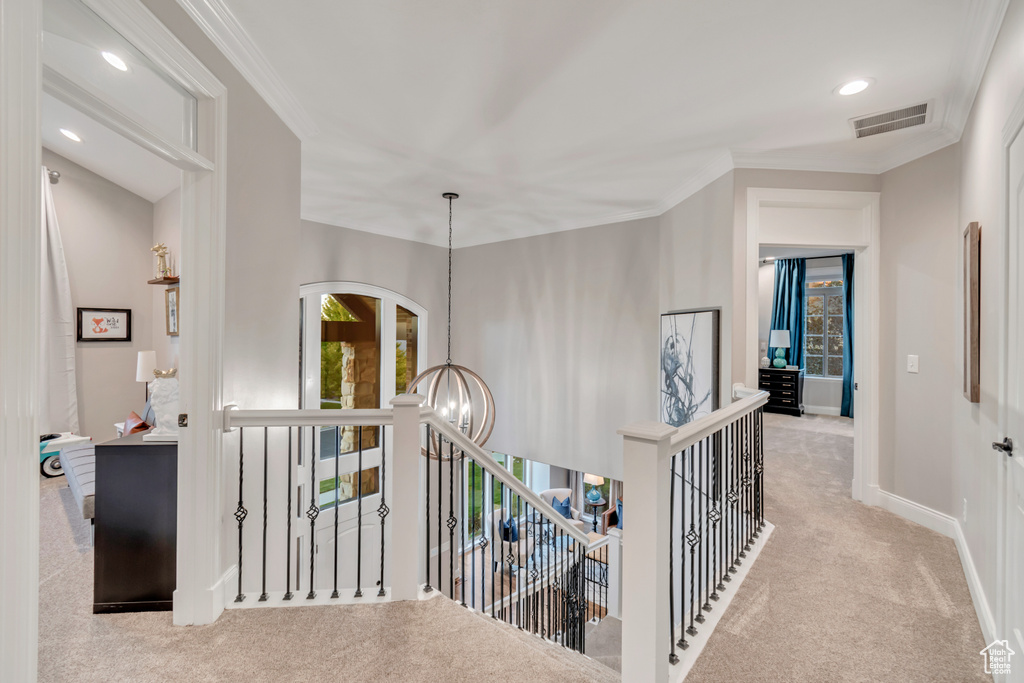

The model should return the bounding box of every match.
[136,350,156,382]
[768,329,791,348]
[583,473,605,487]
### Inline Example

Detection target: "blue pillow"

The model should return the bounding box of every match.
[616,498,623,529]
[552,495,573,520]
[501,517,519,543]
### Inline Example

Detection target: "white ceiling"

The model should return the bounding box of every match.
[181,0,1007,247]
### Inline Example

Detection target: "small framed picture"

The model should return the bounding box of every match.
[77,308,132,342]
[165,287,179,337]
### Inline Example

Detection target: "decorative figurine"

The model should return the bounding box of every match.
[151,243,170,278]
[144,373,179,442]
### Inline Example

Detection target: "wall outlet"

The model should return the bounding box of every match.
[962,498,968,524]
[907,355,919,373]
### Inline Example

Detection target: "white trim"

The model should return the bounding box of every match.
[652,151,736,215]
[803,405,842,417]
[871,488,997,646]
[745,188,881,505]
[172,0,318,140]
[0,0,42,679]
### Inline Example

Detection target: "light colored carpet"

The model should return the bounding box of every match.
[687,413,991,683]
[37,477,617,683]
[38,412,989,682]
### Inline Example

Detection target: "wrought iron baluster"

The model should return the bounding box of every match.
[728,419,739,576]
[332,425,340,599]
[425,425,432,593]
[285,427,294,600]
[711,430,722,600]
[437,434,442,596]
[740,414,750,557]
[355,425,364,598]
[669,453,679,664]
[686,445,698,637]
[447,439,456,600]
[234,429,247,603]
[490,474,496,618]
[260,427,269,602]
[378,426,388,597]
[695,438,705,624]
[677,449,687,650]
[498,482,505,621]
[306,425,319,599]
[460,447,466,606]
[757,408,765,531]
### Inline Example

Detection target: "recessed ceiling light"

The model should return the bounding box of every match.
[835,78,873,96]
[59,128,81,142]
[101,51,128,72]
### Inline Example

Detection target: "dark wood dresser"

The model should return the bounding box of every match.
[93,432,177,613]
[758,367,804,416]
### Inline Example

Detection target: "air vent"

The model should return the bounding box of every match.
[851,103,929,138]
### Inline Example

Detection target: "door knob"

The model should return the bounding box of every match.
[992,437,1014,456]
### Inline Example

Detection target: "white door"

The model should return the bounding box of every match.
[1002,120,1024,681]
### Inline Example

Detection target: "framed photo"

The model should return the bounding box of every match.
[660,308,720,427]
[963,222,981,402]
[77,308,132,342]
[165,287,179,337]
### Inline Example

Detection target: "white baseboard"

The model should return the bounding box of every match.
[803,405,841,416]
[173,565,231,626]
[870,487,996,647]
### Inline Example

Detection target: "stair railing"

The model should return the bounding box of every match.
[618,386,769,680]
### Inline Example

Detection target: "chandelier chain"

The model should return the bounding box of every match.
[446,195,453,365]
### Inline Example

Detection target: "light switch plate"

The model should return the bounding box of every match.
[907,355,919,373]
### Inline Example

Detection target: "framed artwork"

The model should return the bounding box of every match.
[963,222,981,402]
[660,308,720,427]
[165,287,179,337]
[76,308,132,342]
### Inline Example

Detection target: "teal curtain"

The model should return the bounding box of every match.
[768,259,806,369]
[841,254,855,417]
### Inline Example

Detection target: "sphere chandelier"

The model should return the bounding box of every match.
[408,193,495,452]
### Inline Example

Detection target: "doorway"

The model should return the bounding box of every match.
[745,187,880,503]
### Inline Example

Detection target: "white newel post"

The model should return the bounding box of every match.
[619,421,676,683]
[390,394,425,600]
[606,528,623,619]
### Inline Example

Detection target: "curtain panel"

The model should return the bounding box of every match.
[768,258,806,369]
[841,254,855,417]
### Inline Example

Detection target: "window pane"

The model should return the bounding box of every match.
[466,460,486,535]
[319,466,380,509]
[807,296,824,316]
[827,295,844,315]
[828,336,844,356]
[806,335,824,355]
[828,315,843,336]
[396,305,418,394]
[806,316,823,335]
[827,357,844,377]
[806,356,823,376]
[321,293,381,454]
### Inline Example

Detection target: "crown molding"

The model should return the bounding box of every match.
[941,0,1011,136]
[651,151,735,214]
[731,148,881,175]
[874,125,961,173]
[174,0,319,140]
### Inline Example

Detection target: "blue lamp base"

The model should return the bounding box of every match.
[586,487,602,503]
[772,348,787,368]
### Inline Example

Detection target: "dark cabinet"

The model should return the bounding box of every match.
[758,367,804,417]
[93,432,177,613]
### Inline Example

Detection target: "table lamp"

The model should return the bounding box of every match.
[583,473,605,503]
[136,350,156,401]
[768,330,791,368]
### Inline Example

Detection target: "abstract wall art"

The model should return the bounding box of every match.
[660,308,720,427]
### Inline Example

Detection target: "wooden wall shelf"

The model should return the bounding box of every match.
[147,276,179,285]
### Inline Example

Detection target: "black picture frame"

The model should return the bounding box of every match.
[660,307,720,427]
[76,307,132,342]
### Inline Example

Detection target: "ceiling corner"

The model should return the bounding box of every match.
[652,151,736,215]
[174,0,319,140]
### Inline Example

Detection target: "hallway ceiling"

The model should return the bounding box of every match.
[182,0,1006,246]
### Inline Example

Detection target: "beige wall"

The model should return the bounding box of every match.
[454,218,660,480]
[949,0,1024,621]
[878,145,960,514]
[42,148,155,442]
[659,171,736,403]
[299,219,450,369]
[152,188,180,371]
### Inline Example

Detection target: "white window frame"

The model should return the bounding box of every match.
[804,282,845,379]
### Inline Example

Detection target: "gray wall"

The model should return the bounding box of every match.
[948,0,1024,618]
[299,219,450,369]
[42,148,155,442]
[659,171,736,404]
[454,218,660,481]
[878,145,960,514]
[142,0,302,581]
